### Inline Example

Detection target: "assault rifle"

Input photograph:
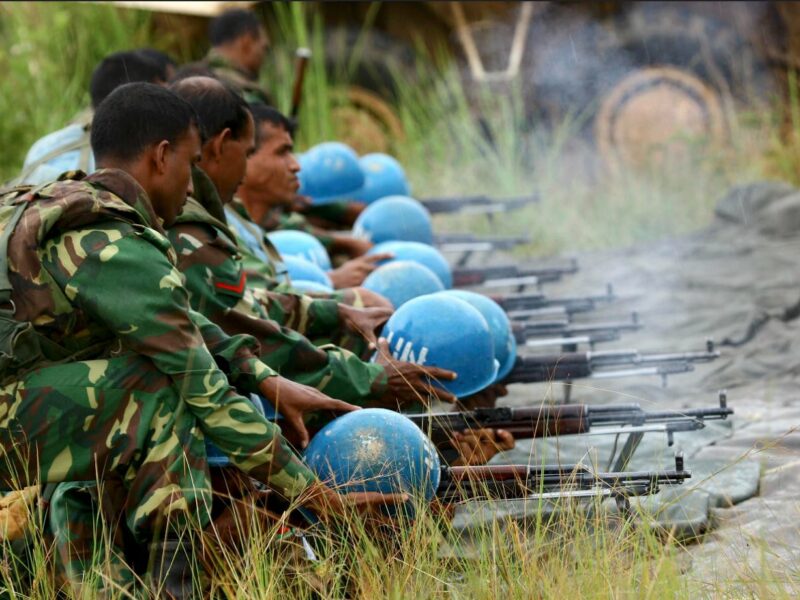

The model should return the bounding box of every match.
[504,340,719,385]
[495,284,616,316]
[453,258,579,289]
[435,234,533,267]
[421,194,539,215]
[408,391,731,455]
[512,312,642,344]
[437,454,691,508]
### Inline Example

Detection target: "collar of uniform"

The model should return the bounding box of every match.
[176,167,240,248]
[82,168,164,233]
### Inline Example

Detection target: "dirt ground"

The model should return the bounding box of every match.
[451,180,800,588]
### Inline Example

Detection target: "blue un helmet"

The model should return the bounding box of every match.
[283,255,334,289]
[437,290,517,384]
[352,195,433,245]
[352,153,411,204]
[367,241,453,289]
[267,230,332,271]
[379,294,498,398]
[304,408,441,514]
[362,260,444,309]
[297,142,365,205]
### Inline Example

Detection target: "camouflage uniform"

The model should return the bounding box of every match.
[203,50,272,105]
[0,169,317,544]
[231,201,336,252]
[167,168,387,404]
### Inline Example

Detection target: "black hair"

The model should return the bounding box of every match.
[91,82,199,163]
[135,48,177,75]
[249,103,296,146]
[89,50,165,108]
[208,9,262,46]
[169,76,251,143]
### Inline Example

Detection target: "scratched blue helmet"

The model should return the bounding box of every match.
[298,142,365,205]
[362,260,444,309]
[352,153,411,204]
[290,279,335,294]
[283,255,333,288]
[437,290,516,384]
[379,294,498,398]
[267,230,332,270]
[367,241,453,289]
[304,408,441,514]
[352,195,433,245]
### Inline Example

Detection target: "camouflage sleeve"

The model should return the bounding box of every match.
[42,226,317,498]
[253,289,342,339]
[169,223,387,403]
[187,308,274,394]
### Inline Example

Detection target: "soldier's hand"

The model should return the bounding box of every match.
[450,428,515,466]
[328,253,394,288]
[259,376,360,449]
[457,384,509,411]
[337,303,393,349]
[300,481,409,523]
[331,235,375,258]
[374,338,457,408]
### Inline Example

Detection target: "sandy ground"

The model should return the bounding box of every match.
[451,180,800,588]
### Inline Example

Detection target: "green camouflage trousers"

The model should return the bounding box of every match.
[0,354,214,543]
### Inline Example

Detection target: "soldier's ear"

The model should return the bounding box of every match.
[151,140,171,176]
[209,128,232,163]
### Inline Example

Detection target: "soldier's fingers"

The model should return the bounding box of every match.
[285,414,310,449]
[361,252,394,264]
[495,429,516,450]
[375,337,391,357]
[320,397,362,414]
[423,381,457,404]
[420,365,458,381]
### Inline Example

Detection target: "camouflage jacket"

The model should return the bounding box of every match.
[204,50,272,105]
[167,168,387,402]
[2,169,315,497]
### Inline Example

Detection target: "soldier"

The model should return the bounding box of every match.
[234,104,385,288]
[0,82,399,593]
[200,8,272,105]
[16,49,171,185]
[166,76,458,417]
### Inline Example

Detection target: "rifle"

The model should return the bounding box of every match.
[290,47,312,121]
[512,312,642,344]
[436,454,691,507]
[496,284,616,316]
[453,258,579,289]
[504,340,719,385]
[408,391,731,454]
[421,194,540,215]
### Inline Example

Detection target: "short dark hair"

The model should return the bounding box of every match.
[135,48,177,75]
[91,82,198,163]
[209,9,262,46]
[249,103,295,147]
[170,76,251,143]
[89,50,165,108]
[170,62,217,83]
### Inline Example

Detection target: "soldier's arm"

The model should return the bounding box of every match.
[43,226,317,499]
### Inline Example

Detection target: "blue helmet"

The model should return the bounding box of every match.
[297,142,365,205]
[283,255,333,288]
[496,332,518,382]
[367,241,453,289]
[437,290,516,384]
[352,153,411,204]
[304,408,441,513]
[267,230,332,270]
[362,260,444,308]
[352,195,433,245]
[379,294,498,398]
[290,279,335,294]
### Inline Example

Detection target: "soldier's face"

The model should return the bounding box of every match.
[242,27,269,74]
[215,112,256,204]
[242,121,300,207]
[152,125,202,226]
